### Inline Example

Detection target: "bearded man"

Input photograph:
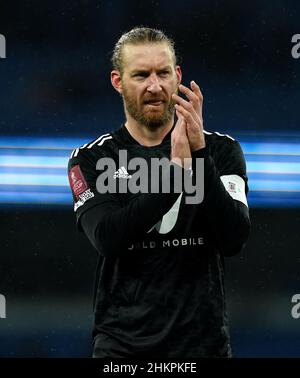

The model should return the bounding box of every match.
[68,27,250,358]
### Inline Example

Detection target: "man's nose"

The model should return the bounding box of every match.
[146,75,162,93]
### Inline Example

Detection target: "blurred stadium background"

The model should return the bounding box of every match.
[1,0,300,357]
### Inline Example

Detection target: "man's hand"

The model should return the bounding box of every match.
[171,112,192,170]
[172,81,205,151]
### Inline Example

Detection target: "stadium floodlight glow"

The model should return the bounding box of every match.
[240,142,300,156]
[0,155,67,168]
[0,136,300,207]
[247,162,300,175]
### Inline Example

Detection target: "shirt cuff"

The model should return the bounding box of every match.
[192,147,207,159]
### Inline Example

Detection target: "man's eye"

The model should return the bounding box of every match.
[159,71,170,77]
[134,73,147,78]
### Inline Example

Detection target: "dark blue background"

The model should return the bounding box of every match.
[1,0,300,357]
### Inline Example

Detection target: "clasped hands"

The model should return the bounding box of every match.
[171,81,205,168]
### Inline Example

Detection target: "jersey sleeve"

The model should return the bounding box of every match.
[68,149,118,230]
[192,139,251,256]
[68,149,183,257]
[218,139,249,203]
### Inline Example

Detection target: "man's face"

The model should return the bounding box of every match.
[119,43,181,129]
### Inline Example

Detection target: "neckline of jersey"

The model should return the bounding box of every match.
[118,123,175,149]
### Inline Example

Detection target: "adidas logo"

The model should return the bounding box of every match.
[113,166,132,179]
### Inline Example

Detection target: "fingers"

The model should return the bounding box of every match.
[172,110,188,142]
[172,81,203,120]
[175,104,195,125]
[178,83,198,102]
[178,82,203,106]
[190,81,203,102]
[173,81,205,152]
[171,115,191,166]
[172,93,200,124]
[173,110,187,135]
[175,102,203,139]
[172,92,198,113]
[175,109,184,122]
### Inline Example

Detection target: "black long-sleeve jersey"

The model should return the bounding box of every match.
[68,124,250,358]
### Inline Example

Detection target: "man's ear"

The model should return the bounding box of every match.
[175,65,182,87]
[111,70,123,94]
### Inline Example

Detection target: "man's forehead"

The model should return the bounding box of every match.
[122,43,174,70]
